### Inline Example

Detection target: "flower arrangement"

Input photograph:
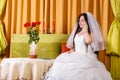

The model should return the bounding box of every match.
[24,21,41,44]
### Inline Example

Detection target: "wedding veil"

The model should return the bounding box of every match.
[66,12,106,52]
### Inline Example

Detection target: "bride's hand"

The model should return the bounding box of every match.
[83,22,88,30]
[68,49,74,54]
[81,23,88,34]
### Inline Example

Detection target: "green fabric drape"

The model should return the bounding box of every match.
[0,0,7,55]
[106,0,120,80]
[106,0,120,56]
[0,0,6,14]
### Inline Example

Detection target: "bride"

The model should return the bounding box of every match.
[42,12,112,80]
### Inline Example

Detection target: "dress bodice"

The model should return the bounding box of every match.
[74,34,87,54]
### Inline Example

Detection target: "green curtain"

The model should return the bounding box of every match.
[106,0,120,56]
[0,0,7,55]
[106,0,120,80]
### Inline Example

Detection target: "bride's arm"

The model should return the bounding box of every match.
[84,32,93,44]
[82,24,93,44]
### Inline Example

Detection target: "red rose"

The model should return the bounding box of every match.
[24,22,30,27]
[36,21,41,25]
[31,22,36,27]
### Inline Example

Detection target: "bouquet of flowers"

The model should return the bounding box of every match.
[24,21,41,44]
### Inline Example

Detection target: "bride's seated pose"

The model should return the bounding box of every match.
[42,12,113,80]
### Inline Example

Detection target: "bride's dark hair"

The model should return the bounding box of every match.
[73,13,91,48]
[75,13,90,35]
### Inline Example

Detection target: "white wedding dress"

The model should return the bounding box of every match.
[42,34,112,80]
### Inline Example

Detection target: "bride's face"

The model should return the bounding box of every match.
[79,15,86,28]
